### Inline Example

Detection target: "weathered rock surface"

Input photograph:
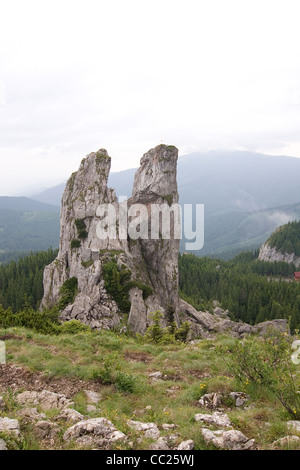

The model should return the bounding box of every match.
[198,392,223,410]
[272,435,300,448]
[56,408,84,423]
[84,390,101,405]
[287,420,300,432]
[127,420,160,439]
[63,417,126,448]
[18,408,47,423]
[0,438,7,450]
[180,299,289,338]
[259,242,300,267]
[0,394,5,410]
[176,439,195,450]
[40,143,290,338]
[41,145,180,333]
[201,428,256,450]
[0,417,21,437]
[195,412,232,428]
[33,420,59,440]
[17,390,73,410]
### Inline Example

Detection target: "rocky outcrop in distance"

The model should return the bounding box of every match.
[258,242,300,267]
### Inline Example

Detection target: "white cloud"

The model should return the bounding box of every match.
[1,0,300,195]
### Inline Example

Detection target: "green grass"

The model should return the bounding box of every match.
[1,326,300,450]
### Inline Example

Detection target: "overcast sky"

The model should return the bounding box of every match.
[1,0,300,196]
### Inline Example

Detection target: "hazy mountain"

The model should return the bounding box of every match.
[0,197,60,259]
[31,184,65,207]
[19,150,300,259]
[0,196,60,212]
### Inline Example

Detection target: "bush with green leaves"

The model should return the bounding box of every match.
[58,277,78,310]
[219,331,300,418]
[0,304,60,335]
[102,257,153,313]
[115,372,136,393]
[92,355,119,385]
[59,319,91,335]
[75,218,88,240]
[143,310,190,344]
[70,238,81,249]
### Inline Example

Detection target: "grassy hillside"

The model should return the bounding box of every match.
[0,249,300,450]
[0,325,299,450]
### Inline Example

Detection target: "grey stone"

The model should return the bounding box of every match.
[84,390,101,404]
[17,390,73,410]
[149,371,163,379]
[0,438,8,450]
[287,420,300,432]
[198,392,223,410]
[33,421,59,440]
[127,420,159,434]
[18,407,47,422]
[39,143,289,340]
[0,417,21,437]
[195,411,232,428]
[63,418,126,447]
[149,437,170,450]
[176,440,195,450]
[201,428,256,450]
[272,435,300,448]
[229,392,250,407]
[56,408,84,423]
[0,395,5,410]
[259,242,300,267]
[40,145,180,333]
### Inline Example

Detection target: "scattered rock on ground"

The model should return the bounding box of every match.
[149,371,163,379]
[287,421,300,432]
[149,437,170,450]
[198,392,223,410]
[0,417,21,437]
[176,440,195,450]
[33,421,59,440]
[201,428,256,450]
[195,411,232,428]
[17,390,73,410]
[84,390,101,405]
[0,438,8,450]
[229,392,250,407]
[56,408,84,423]
[18,408,47,423]
[63,417,126,449]
[272,435,300,448]
[127,419,160,440]
[161,423,178,430]
[0,395,5,410]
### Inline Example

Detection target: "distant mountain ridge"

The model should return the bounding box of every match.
[0,196,60,212]
[31,150,300,258]
[0,197,60,259]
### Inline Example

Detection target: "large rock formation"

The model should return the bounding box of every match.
[41,145,181,333]
[41,143,289,338]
